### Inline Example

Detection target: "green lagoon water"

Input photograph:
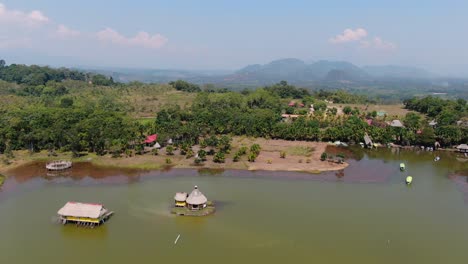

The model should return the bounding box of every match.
[1,148,468,263]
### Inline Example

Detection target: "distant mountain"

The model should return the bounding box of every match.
[233,58,368,83]
[362,65,436,79]
[83,58,444,88]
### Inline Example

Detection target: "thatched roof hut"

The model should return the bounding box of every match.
[174,192,188,202]
[390,120,404,128]
[186,186,208,209]
[57,202,108,219]
[457,144,468,153]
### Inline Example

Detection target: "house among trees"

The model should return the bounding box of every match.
[143,134,160,152]
[457,144,468,153]
[390,120,405,128]
[429,120,437,127]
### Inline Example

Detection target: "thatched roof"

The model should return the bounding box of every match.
[390,120,404,128]
[457,144,468,150]
[186,186,207,205]
[429,120,437,126]
[174,192,188,202]
[57,202,107,218]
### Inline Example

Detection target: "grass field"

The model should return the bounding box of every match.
[328,103,411,118]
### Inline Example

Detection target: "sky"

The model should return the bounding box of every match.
[0,0,467,76]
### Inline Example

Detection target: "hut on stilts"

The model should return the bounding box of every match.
[57,202,114,227]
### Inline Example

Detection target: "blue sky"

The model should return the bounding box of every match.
[1,0,467,75]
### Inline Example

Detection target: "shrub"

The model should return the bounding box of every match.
[166,145,174,155]
[320,152,327,161]
[336,153,345,159]
[306,159,311,163]
[135,144,144,155]
[248,153,257,162]
[250,144,261,155]
[4,145,14,159]
[267,159,272,164]
[197,149,207,161]
[298,159,303,163]
[194,157,203,165]
[238,146,248,155]
[213,152,225,163]
[151,148,159,156]
[165,158,172,164]
[186,149,194,159]
[233,153,240,162]
[280,151,286,158]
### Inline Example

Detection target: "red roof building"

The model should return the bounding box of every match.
[144,134,158,144]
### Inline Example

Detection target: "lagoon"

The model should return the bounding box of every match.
[1,148,468,264]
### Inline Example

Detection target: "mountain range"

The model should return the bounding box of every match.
[87,58,441,86]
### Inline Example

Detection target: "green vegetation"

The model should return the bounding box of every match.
[0,61,466,161]
[0,174,5,187]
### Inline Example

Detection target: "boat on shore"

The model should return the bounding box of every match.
[46,160,72,171]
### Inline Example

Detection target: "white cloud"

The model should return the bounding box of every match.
[96,28,168,49]
[0,3,49,27]
[329,28,367,44]
[56,24,80,37]
[330,28,397,51]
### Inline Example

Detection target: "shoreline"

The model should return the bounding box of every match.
[0,139,348,176]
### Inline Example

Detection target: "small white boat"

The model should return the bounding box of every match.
[46,160,72,171]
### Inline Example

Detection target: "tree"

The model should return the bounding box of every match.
[0,59,5,68]
[213,151,225,163]
[166,145,174,155]
[250,144,261,155]
[343,106,352,115]
[247,152,257,162]
[169,80,201,93]
[404,112,421,132]
[197,149,207,161]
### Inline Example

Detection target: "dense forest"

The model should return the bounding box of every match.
[0,61,466,159]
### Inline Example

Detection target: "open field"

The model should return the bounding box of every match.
[327,103,411,118]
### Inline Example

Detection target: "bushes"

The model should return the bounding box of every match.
[320,152,327,161]
[213,152,225,163]
[197,149,207,161]
[280,151,286,158]
[166,145,174,155]
[248,152,257,162]
[250,144,261,155]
